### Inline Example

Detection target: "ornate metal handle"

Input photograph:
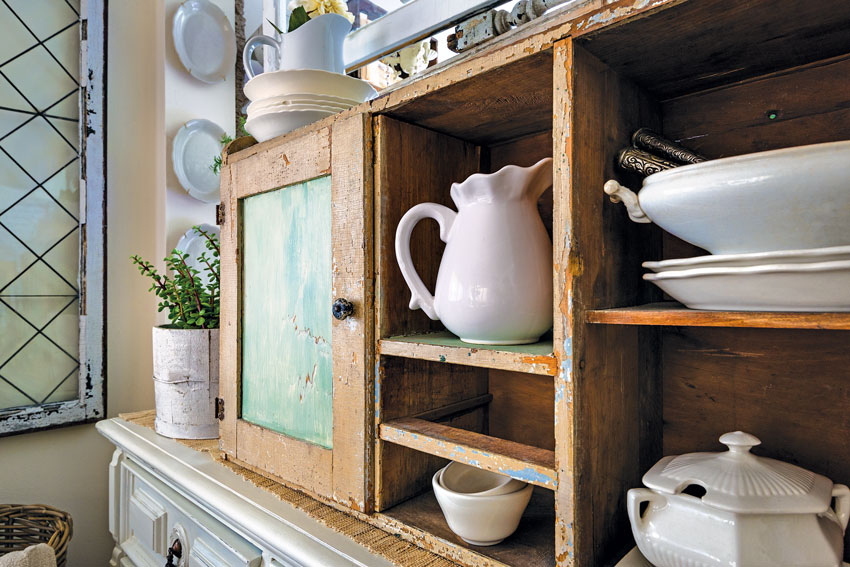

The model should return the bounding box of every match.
[332,298,354,320]
[165,538,182,567]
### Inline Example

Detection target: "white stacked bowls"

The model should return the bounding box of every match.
[432,462,532,546]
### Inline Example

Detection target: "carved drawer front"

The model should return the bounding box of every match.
[116,457,262,567]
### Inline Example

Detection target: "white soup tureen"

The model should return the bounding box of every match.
[628,431,849,567]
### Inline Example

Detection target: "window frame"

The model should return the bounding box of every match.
[0,0,107,436]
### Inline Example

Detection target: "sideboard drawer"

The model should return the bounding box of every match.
[113,455,262,567]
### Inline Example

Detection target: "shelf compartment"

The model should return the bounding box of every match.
[379,417,557,490]
[379,332,557,376]
[586,303,850,330]
[378,487,555,567]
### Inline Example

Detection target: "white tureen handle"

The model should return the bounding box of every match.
[627,488,664,534]
[832,484,850,532]
[604,180,652,224]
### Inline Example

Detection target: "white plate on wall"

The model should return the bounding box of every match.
[243,69,377,103]
[643,245,850,273]
[644,260,850,311]
[175,223,220,285]
[172,119,227,204]
[173,0,236,83]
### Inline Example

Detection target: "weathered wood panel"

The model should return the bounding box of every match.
[488,369,555,451]
[587,303,850,330]
[379,333,556,376]
[380,417,557,489]
[662,53,850,158]
[375,356,489,510]
[556,39,663,567]
[241,176,333,448]
[373,117,481,339]
[330,114,375,512]
[218,163,239,455]
[380,488,556,567]
[576,0,850,98]
[383,50,553,146]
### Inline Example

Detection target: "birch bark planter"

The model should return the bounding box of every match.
[152,326,219,439]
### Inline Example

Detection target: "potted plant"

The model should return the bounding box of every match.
[130,226,220,439]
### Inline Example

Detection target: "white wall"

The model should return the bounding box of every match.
[0,1,230,563]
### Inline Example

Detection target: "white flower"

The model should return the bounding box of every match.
[381,40,436,80]
[289,0,355,24]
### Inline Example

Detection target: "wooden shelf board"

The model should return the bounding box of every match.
[379,487,555,567]
[379,417,557,490]
[379,332,557,376]
[585,303,850,330]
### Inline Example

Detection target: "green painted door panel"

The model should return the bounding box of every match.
[241,176,333,448]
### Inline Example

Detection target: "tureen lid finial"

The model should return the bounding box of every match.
[719,431,761,454]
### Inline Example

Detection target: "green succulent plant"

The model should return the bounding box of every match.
[130,226,220,329]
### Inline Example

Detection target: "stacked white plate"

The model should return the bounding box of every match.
[243,69,377,142]
[643,245,850,311]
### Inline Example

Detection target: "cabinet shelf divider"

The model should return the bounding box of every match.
[379,417,557,490]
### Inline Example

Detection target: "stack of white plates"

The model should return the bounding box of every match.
[643,246,850,311]
[243,69,377,142]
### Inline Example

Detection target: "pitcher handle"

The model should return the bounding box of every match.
[395,203,457,320]
[243,35,279,80]
[833,484,850,532]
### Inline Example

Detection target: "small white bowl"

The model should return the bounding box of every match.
[432,467,533,546]
[244,107,335,142]
[439,462,526,496]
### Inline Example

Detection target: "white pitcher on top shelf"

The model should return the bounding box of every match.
[395,157,554,345]
[242,13,351,79]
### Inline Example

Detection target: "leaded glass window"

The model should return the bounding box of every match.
[0,0,105,434]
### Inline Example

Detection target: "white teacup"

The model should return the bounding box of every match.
[242,13,350,79]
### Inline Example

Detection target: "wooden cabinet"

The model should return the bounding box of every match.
[219,1,850,565]
[218,115,375,511]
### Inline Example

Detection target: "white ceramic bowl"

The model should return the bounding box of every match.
[244,68,377,103]
[440,462,526,496]
[247,101,348,121]
[643,245,850,273]
[604,140,850,254]
[244,107,335,142]
[432,467,533,546]
[247,92,360,114]
[643,259,850,311]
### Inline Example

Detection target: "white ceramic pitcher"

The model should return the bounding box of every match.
[242,13,350,79]
[395,158,554,345]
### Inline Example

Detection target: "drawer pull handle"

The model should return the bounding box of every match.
[332,298,354,320]
[165,538,182,567]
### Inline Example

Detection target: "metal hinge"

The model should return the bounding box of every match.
[216,204,225,226]
[215,397,225,421]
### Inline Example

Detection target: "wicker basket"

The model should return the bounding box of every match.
[0,505,72,566]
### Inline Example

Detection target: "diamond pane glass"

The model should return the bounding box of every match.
[0,3,81,410]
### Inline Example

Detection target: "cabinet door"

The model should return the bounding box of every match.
[219,115,374,511]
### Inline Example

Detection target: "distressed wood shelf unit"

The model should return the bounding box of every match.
[219,1,850,566]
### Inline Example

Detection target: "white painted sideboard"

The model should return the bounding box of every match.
[96,418,395,567]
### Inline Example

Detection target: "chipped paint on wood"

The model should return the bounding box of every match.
[380,417,557,489]
[241,176,333,448]
[379,332,557,376]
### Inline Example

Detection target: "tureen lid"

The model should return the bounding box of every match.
[642,431,834,513]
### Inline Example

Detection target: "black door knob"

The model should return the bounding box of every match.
[165,539,182,567]
[332,298,354,320]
